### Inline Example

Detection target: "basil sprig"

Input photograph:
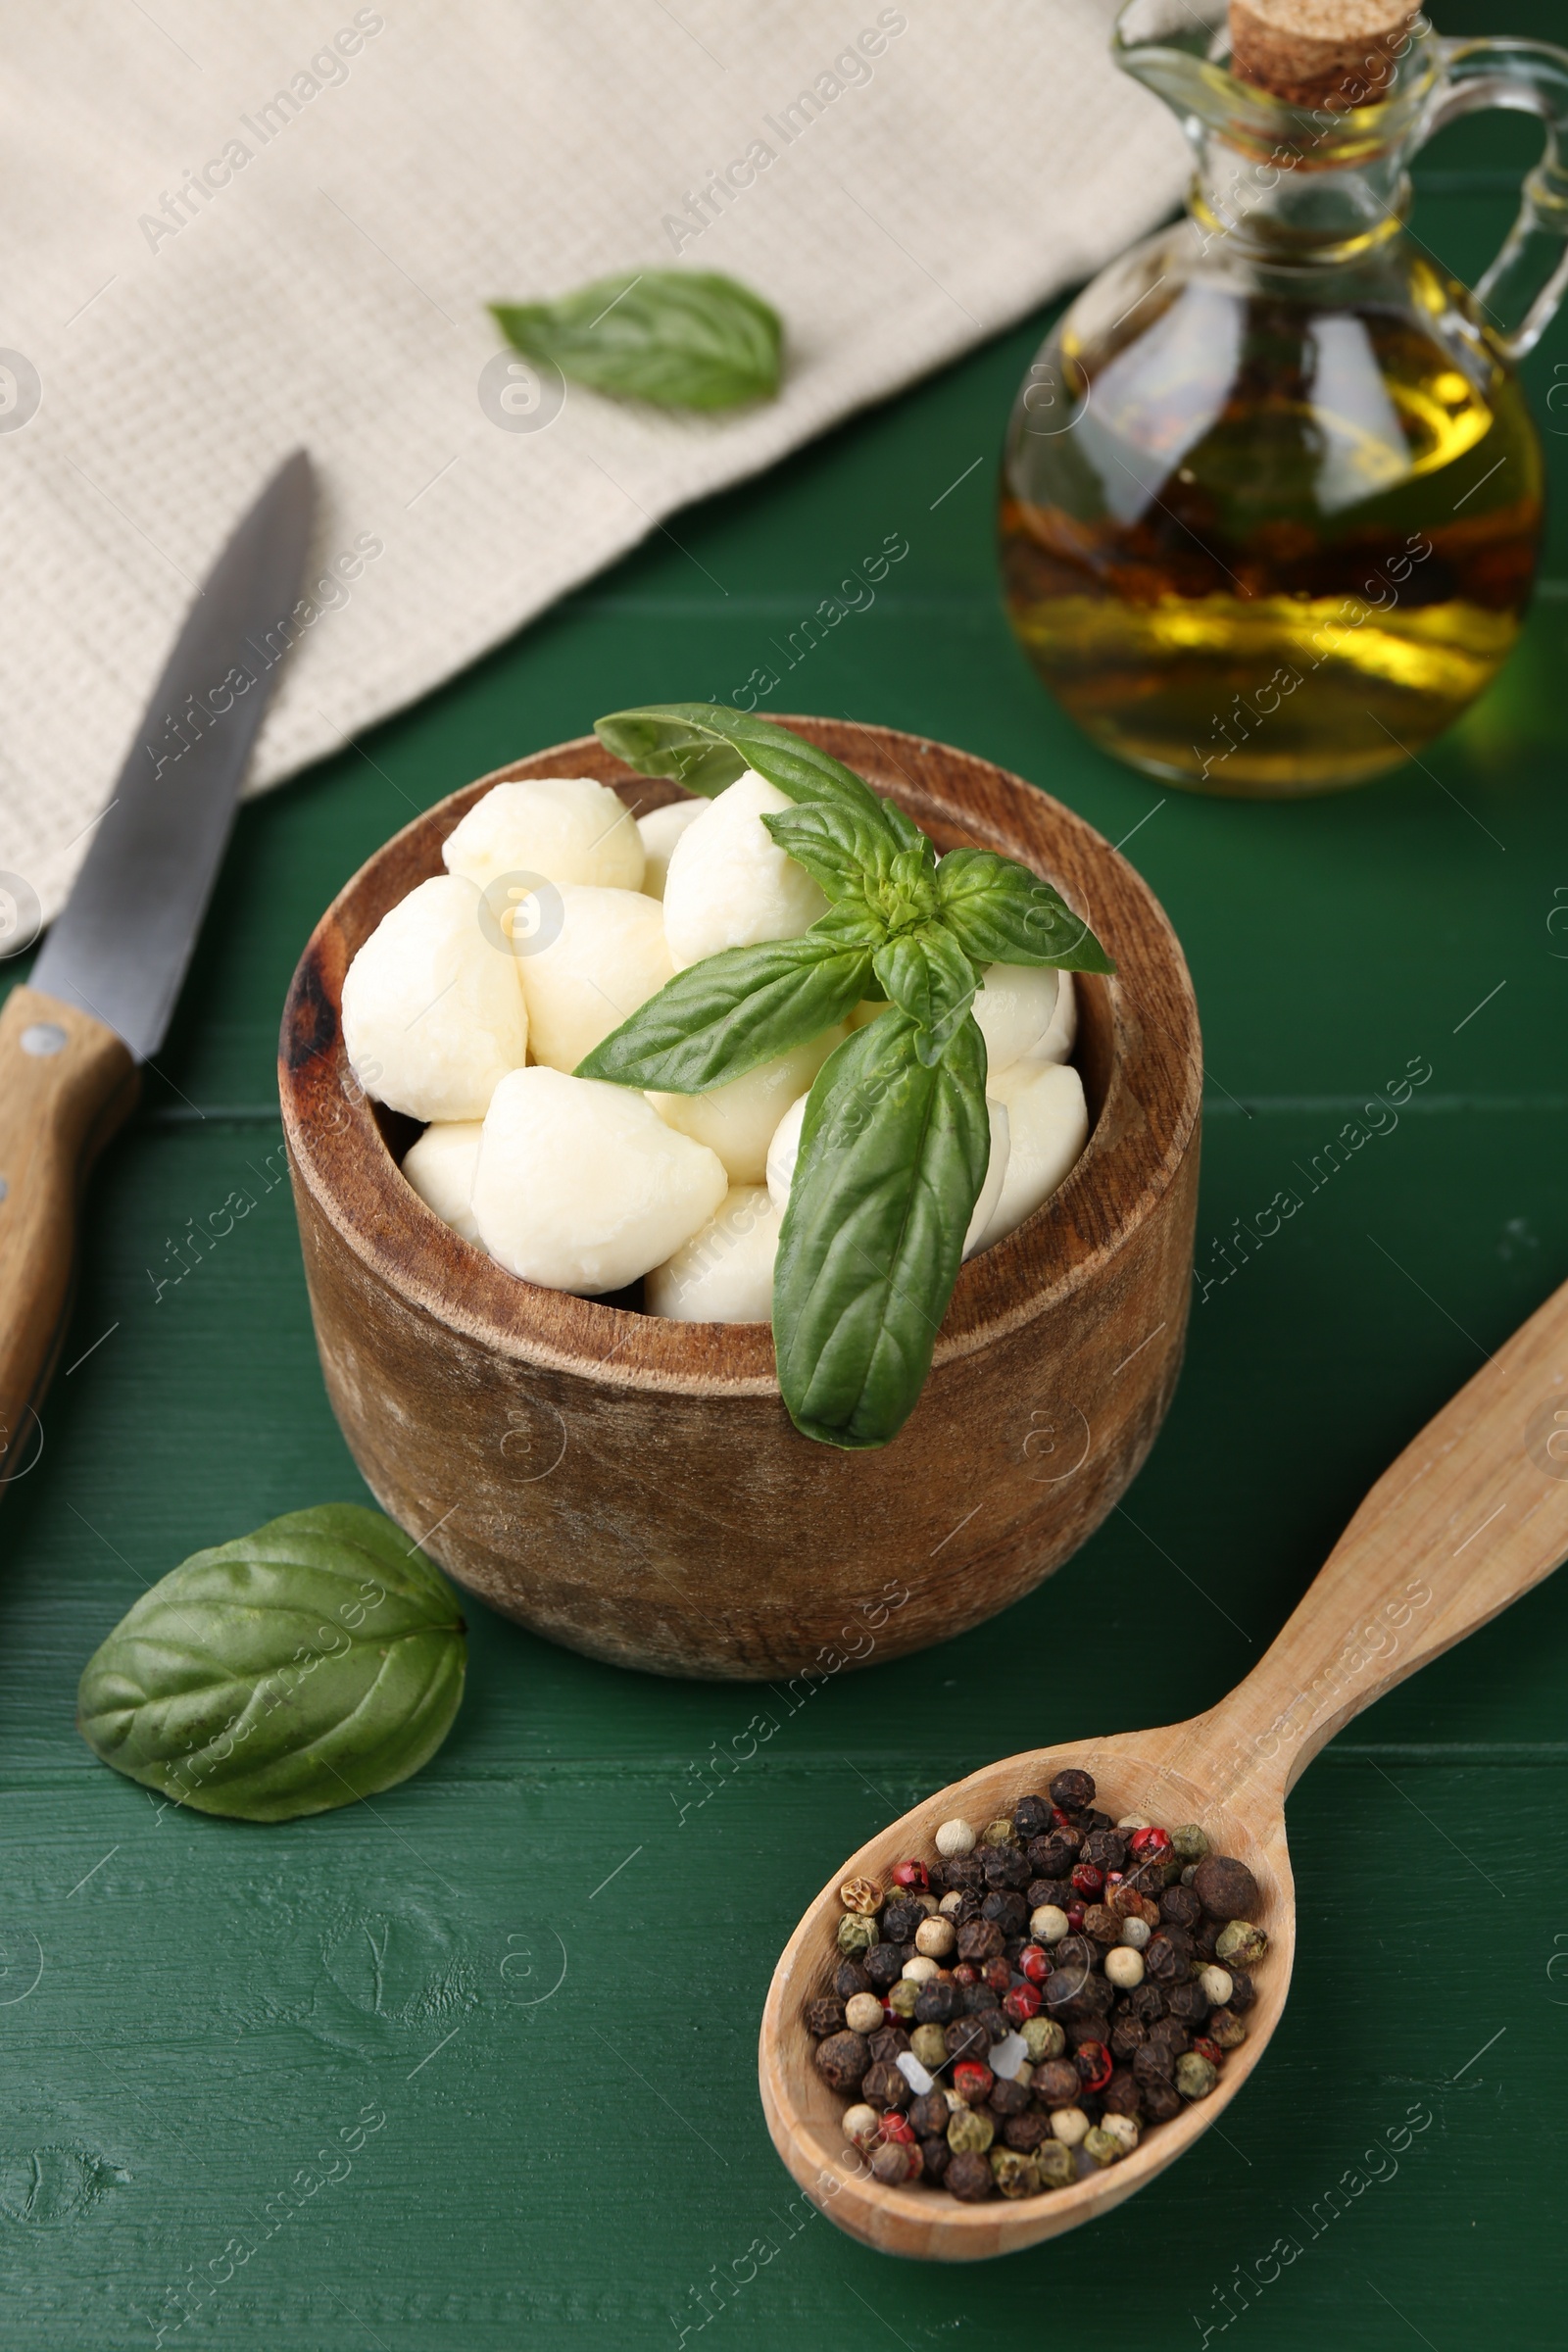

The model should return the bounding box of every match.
[585,705,1115,1449]
[490,270,781,410]
[76,1506,466,1822]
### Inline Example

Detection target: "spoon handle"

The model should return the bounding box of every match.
[1201,1273,1568,1802]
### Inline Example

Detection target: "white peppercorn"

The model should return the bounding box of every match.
[938,1890,965,1918]
[844,1991,883,2034]
[1120,1916,1152,1950]
[1115,1813,1152,1831]
[842,2102,880,2151]
[915,1916,956,1959]
[1104,1946,1145,1990]
[1099,2112,1139,2156]
[1030,1903,1069,1943]
[902,1955,939,1984]
[1050,2106,1091,2147]
[935,1817,976,1857]
[1198,1964,1234,2007]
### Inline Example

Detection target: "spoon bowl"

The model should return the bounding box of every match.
[760,1272,1568,2257]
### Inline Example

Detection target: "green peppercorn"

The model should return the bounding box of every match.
[1170,1824,1209,1866]
[1175,2051,1218,2100]
[1021,2016,1065,2063]
[837,1911,878,1956]
[1036,2139,1076,2190]
[990,2148,1040,2198]
[948,2105,995,2155]
[1083,2124,1125,2165]
[1215,1919,1268,1968]
[982,1816,1018,1848]
[910,2023,949,2072]
[886,1978,920,2019]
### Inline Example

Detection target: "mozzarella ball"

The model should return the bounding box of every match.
[1032,968,1077,1063]
[401,1121,484,1245]
[973,963,1060,1071]
[636,798,705,900]
[662,770,828,969]
[518,887,673,1073]
[975,1060,1090,1250]
[649,1028,844,1185]
[341,874,526,1121]
[963,1099,1011,1257]
[471,1067,726,1294]
[645,1184,780,1321]
[442,776,644,893]
[767,1085,1008,1259]
[765,1091,808,1212]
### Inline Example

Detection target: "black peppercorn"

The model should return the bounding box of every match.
[950,1889,985,1927]
[946,2150,995,2201]
[1194,1917,1224,1961]
[982,1844,1031,1893]
[812,2031,870,2093]
[1050,1768,1096,1811]
[1013,1793,1054,1840]
[805,1996,847,2037]
[1206,2005,1247,2050]
[1043,1966,1087,2014]
[1028,1831,1081,1879]
[864,1941,905,1990]
[1148,2016,1191,2056]
[1226,1966,1257,2014]
[1004,2110,1050,2152]
[867,2024,911,2062]
[961,1982,993,2015]
[1110,2015,1147,2060]
[1054,1934,1097,1977]
[1081,1808,1116,1836]
[861,2060,912,2111]
[989,2075,1031,2117]
[1128,1982,1167,2024]
[908,2090,950,2138]
[1166,1979,1209,2024]
[941,1852,983,1892]
[1133,2038,1174,2085]
[1026,1877,1073,1913]
[977,2006,1011,2044]
[980,1890,1029,1936]
[1143,2078,1182,2123]
[1159,1883,1202,1933]
[1145,1929,1193,1984]
[1080,1830,1127,1874]
[956,1918,1004,1964]
[1102,2068,1142,2117]
[919,2134,953,2183]
[1119,1857,1166,1901]
[945,2015,989,2065]
[1082,1903,1120,1946]
[1033,2058,1081,2108]
[834,1959,872,2002]
[913,1981,957,2026]
[883,1898,925,1944]
[1193,1853,1260,1922]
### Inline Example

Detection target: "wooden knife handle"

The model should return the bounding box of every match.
[0,985,139,1488]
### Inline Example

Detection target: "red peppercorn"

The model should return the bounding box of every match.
[953,2060,995,2105]
[1018,1943,1050,1984]
[1051,1806,1076,1831]
[879,2110,916,2145]
[1105,1870,1124,1891]
[1070,1863,1104,1897]
[952,1963,979,1986]
[1075,2039,1113,2092]
[891,1859,930,1891]
[1191,2035,1224,2068]
[1066,1903,1086,1932]
[982,1956,1012,1993]
[1129,1826,1172,1865]
[1004,1983,1043,2025]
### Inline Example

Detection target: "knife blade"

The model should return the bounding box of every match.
[1,450,316,1487]
[31,446,317,1058]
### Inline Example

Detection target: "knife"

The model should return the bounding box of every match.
[0,449,316,1488]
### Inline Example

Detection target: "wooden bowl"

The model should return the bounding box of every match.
[278,720,1201,1680]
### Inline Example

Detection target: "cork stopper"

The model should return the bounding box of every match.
[1229,0,1419,110]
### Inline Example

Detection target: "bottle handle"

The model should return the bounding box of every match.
[1417,36,1568,362]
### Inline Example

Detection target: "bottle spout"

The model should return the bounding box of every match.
[1112,0,1242,143]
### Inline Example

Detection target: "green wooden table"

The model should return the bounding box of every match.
[5,28,1566,2345]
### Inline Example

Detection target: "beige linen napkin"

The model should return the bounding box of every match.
[0,1,1185,924]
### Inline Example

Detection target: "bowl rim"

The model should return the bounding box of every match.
[279,718,1201,1397]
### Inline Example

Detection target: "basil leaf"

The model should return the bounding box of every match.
[773,1012,991,1449]
[575,934,871,1093]
[872,926,980,1065]
[935,847,1115,973]
[760,805,900,905]
[76,1505,466,1824]
[490,270,781,410]
[595,703,906,842]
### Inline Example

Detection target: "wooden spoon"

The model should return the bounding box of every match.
[760,1274,1568,2257]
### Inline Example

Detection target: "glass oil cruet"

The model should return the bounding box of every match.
[1000,0,1568,794]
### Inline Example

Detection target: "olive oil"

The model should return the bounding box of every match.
[1001,273,1542,794]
